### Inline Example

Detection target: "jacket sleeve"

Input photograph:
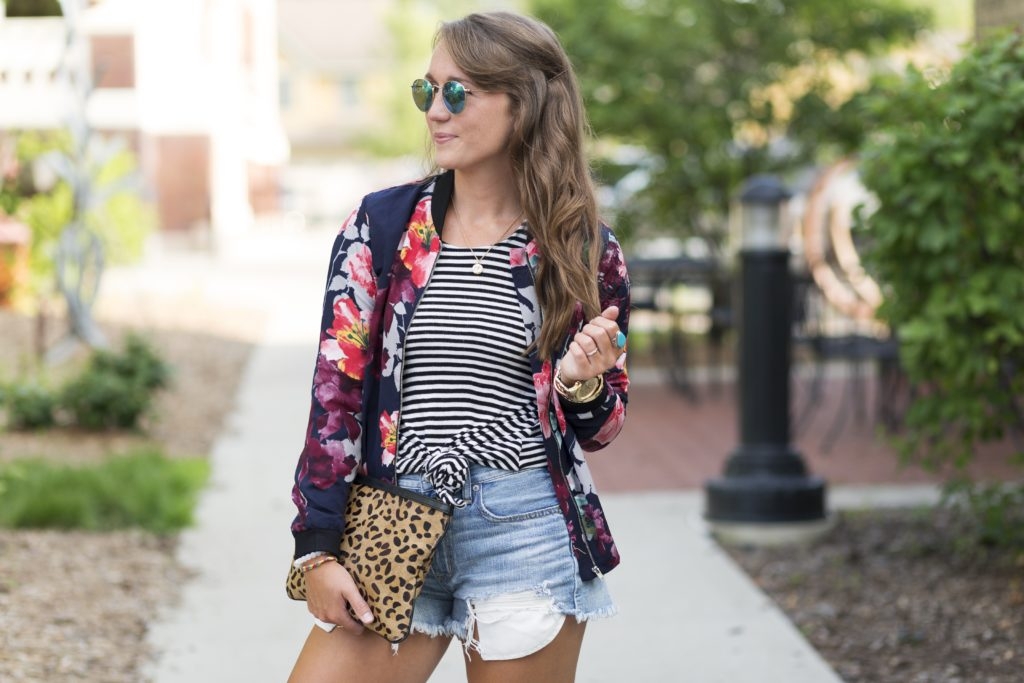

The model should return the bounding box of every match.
[558,229,631,451]
[290,204,377,558]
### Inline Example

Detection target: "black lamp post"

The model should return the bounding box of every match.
[705,175,827,530]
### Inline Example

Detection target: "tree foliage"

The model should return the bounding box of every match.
[4,0,62,16]
[2,131,153,311]
[857,31,1024,471]
[531,0,928,246]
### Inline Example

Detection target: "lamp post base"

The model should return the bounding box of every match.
[705,474,827,523]
[707,514,836,547]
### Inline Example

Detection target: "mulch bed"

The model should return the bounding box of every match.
[0,530,188,683]
[725,508,1024,683]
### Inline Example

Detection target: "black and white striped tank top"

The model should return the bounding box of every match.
[395,224,547,494]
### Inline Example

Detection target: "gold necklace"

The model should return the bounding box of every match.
[450,200,523,275]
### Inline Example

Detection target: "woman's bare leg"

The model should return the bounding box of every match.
[464,619,586,683]
[288,627,451,683]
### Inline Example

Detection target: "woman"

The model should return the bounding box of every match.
[288,11,630,683]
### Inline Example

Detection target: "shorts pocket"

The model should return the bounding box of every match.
[477,470,561,523]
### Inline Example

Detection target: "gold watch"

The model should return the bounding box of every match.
[554,368,605,403]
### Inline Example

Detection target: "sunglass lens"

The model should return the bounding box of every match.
[442,81,467,114]
[411,79,433,112]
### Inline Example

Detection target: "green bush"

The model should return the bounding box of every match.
[857,32,1024,549]
[4,382,57,430]
[61,334,171,430]
[61,369,152,429]
[944,480,1024,552]
[858,32,1024,469]
[0,451,210,533]
[90,333,171,391]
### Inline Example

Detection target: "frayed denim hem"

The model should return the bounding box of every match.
[409,617,468,642]
[569,602,619,622]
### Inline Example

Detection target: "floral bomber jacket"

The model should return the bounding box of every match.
[291,171,631,581]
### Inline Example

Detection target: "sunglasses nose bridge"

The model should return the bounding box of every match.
[426,86,453,117]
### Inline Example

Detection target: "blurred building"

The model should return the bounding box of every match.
[0,0,288,239]
[976,0,1024,38]
[275,0,456,228]
[277,0,396,160]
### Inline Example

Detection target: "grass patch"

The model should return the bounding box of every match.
[0,450,209,533]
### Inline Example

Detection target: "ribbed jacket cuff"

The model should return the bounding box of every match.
[558,381,610,413]
[293,529,343,560]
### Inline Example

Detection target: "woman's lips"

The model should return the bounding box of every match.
[433,133,456,144]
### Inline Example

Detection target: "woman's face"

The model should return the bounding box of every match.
[423,43,514,174]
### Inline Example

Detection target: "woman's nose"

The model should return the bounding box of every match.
[426,92,451,121]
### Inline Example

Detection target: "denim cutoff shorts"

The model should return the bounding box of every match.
[396,464,616,660]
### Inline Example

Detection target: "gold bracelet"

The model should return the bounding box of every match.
[300,554,338,575]
[554,368,605,403]
[575,375,605,402]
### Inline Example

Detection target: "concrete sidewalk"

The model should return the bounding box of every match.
[129,223,853,683]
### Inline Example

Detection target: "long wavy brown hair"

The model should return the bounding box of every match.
[435,12,601,360]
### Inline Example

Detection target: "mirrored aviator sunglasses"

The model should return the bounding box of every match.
[411,78,473,114]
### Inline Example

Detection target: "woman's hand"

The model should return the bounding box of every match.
[559,305,624,384]
[304,560,375,634]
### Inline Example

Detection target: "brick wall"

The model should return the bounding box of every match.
[976,0,1024,39]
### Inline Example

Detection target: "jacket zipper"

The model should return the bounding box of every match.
[557,459,604,579]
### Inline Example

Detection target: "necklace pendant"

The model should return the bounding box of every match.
[471,262,484,275]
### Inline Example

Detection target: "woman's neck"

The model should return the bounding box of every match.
[448,167,523,245]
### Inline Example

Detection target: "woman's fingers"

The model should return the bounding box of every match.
[587,307,623,344]
[305,562,373,633]
[341,581,375,627]
[560,306,625,384]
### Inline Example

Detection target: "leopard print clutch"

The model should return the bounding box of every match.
[286,476,452,644]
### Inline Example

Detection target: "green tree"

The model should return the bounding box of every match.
[531,0,927,247]
[857,31,1024,473]
[4,0,62,16]
[7,131,153,314]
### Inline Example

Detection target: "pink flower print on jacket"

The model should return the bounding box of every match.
[379,410,399,466]
[340,242,377,310]
[301,437,357,490]
[399,205,437,288]
[312,354,362,440]
[583,498,619,562]
[534,362,554,438]
[322,296,369,381]
[524,239,540,269]
[599,240,629,290]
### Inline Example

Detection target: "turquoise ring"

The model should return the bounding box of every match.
[615,331,627,349]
